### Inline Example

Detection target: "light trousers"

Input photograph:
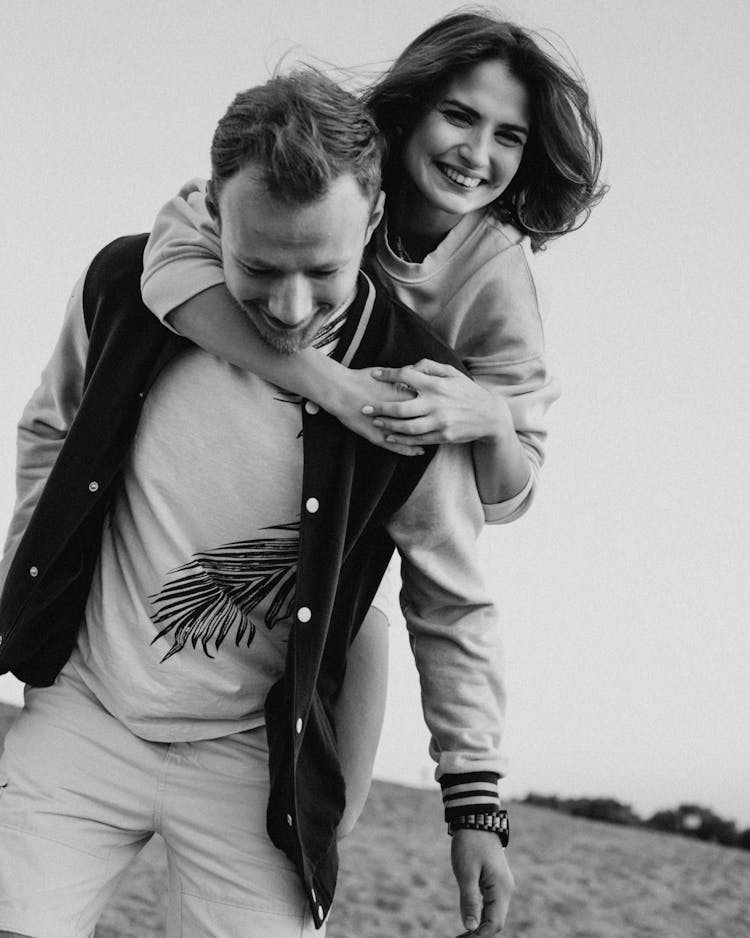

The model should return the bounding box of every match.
[0,664,320,938]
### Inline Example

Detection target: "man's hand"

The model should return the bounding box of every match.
[450,829,514,936]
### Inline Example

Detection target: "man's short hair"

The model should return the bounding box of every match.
[210,69,385,207]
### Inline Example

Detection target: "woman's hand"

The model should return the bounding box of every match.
[363,359,510,447]
[323,365,423,456]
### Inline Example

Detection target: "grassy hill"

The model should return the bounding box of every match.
[1,702,748,937]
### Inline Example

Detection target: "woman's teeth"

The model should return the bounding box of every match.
[438,165,482,189]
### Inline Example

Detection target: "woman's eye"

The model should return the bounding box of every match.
[496,131,524,147]
[442,108,470,126]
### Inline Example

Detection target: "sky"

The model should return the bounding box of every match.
[1,1,749,827]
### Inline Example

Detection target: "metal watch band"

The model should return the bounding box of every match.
[447,809,510,847]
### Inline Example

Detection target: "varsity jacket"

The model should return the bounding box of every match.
[0,235,506,927]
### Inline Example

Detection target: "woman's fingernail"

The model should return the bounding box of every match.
[372,369,383,377]
[373,419,384,428]
[385,435,396,443]
[362,405,374,415]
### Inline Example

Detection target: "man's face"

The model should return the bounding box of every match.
[209,165,384,354]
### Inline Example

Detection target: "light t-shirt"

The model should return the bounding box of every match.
[71,318,347,741]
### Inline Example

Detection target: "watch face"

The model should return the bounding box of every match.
[500,811,510,847]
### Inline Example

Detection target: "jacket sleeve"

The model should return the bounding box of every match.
[385,443,508,820]
[456,242,561,525]
[140,178,225,327]
[0,272,89,590]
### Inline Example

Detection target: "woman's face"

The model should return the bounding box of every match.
[401,58,530,232]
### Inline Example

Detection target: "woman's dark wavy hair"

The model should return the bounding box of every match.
[364,11,607,251]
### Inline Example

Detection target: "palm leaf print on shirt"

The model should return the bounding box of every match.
[149,522,299,662]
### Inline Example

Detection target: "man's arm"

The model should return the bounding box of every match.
[0,273,89,589]
[386,443,514,936]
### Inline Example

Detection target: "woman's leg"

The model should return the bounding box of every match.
[333,605,389,838]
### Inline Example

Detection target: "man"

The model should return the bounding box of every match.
[0,71,512,938]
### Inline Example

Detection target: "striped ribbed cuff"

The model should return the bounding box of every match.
[440,772,500,821]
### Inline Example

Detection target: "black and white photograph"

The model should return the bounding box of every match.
[1,2,748,936]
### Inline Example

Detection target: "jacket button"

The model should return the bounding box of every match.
[304,401,320,415]
[318,905,325,922]
[29,566,39,577]
[286,814,293,827]
[296,717,303,734]
[296,607,311,623]
[88,481,99,493]
[305,497,319,514]
[311,888,317,903]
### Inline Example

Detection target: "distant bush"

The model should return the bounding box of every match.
[523,793,562,811]
[567,797,641,826]
[523,792,749,850]
[522,793,639,827]
[646,804,740,848]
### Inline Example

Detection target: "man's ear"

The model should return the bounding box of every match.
[365,190,385,245]
[205,179,221,231]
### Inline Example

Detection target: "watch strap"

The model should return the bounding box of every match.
[447,809,510,847]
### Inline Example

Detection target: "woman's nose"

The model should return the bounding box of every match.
[458,128,491,168]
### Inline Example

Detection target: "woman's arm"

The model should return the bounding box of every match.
[364,359,533,506]
[361,240,560,522]
[167,287,420,453]
[164,283,346,403]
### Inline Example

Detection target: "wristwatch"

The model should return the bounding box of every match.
[447,810,510,847]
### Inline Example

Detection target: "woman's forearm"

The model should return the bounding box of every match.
[166,285,420,452]
[471,399,532,506]
[165,284,347,401]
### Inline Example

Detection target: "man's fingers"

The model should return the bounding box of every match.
[451,831,514,937]
[453,846,483,934]
[474,861,513,936]
[474,907,500,936]
[459,881,483,935]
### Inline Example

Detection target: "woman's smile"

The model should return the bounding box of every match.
[400,58,529,236]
